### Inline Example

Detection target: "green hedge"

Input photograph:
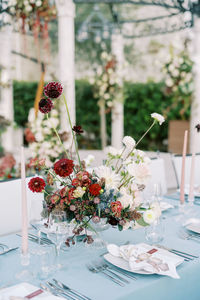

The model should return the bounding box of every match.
[13,80,185,151]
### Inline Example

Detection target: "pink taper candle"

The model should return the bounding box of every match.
[180,130,188,205]
[188,141,196,202]
[21,146,28,255]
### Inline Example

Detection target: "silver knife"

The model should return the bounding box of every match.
[0,247,19,255]
[53,279,92,300]
[155,244,198,258]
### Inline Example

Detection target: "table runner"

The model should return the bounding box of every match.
[1,199,200,300]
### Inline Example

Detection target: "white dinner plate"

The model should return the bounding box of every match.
[184,218,200,234]
[104,243,184,275]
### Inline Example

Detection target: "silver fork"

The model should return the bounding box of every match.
[100,261,137,280]
[93,261,130,284]
[41,283,74,300]
[46,282,78,300]
[86,264,125,287]
[179,230,200,241]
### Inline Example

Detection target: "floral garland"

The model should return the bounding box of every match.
[9,0,56,31]
[163,45,193,119]
[93,51,122,110]
[28,81,165,243]
[26,107,70,167]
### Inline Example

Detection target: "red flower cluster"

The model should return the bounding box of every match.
[89,183,101,196]
[39,98,53,114]
[72,125,84,135]
[72,171,91,187]
[111,201,122,218]
[24,128,35,143]
[44,82,63,99]
[28,177,46,193]
[54,158,74,177]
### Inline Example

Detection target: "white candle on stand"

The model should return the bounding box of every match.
[188,140,196,203]
[180,130,188,205]
[21,146,28,255]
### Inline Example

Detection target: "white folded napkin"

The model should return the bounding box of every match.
[107,243,180,279]
[0,283,63,300]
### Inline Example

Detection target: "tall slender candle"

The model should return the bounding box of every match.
[21,146,28,255]
[180,130,188,205]
[188,140,196,203]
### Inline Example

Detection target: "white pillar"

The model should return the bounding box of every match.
[111,30,124,149]
[56,0,76,137]
[190,16,200,152]
[0,21,14,153]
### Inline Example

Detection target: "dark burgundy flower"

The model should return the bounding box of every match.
[89,183,101,196]
[44,82,63,99]
[108,216,119,226]
[54,158,74,177]
[195,124,200,132]
[28,177,46,193]
[72,125,84,135]
[39,98,53,114]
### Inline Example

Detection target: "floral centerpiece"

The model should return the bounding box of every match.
[28,81,165,244]
[163,44,193,119]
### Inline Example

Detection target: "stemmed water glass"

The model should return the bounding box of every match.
[47,211,69,269]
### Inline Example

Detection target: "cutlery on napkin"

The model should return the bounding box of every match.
[107,243,181,279]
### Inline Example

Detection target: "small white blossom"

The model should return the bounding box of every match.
[143,209,157,224]
[95,166,121,189]
[151,113,165,125]
[122,136,136,150]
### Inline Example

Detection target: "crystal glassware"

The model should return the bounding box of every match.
[47,211,69,269]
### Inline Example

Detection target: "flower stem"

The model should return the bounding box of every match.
[135,120,156,148]
[62,95,82,168]
[46,114,69,159]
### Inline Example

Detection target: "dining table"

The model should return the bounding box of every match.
[1,196,200,300]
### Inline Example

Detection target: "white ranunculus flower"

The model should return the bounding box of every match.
[25,5,32,12]
[101,52,108,59]
[43,127,51,135]
[172,69,179,77]
[143,209,157,224]
[107,101,113,108]
[119,187,133,209]
[151,113,165,125]
[73,187,85,198]
[127,162,151,185]
[36,0,42,6]
[95,166,121,189]
[122,136,136,149]
[35,132,43,142]
[104,93,110,100]
[165,78,173,87]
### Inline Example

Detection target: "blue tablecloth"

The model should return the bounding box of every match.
[1,198,200,300]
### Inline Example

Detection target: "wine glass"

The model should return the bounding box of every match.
[47,211,69,269]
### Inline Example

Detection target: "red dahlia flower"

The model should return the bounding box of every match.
[39,98,53,114]
[44,82,63,99]
[28,177,46,193]
[89,183,101,196]
[54,158,74,177]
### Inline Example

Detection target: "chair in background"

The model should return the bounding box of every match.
[171,153,200,188]
[143,157,167,201]
[0,177,43,236]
